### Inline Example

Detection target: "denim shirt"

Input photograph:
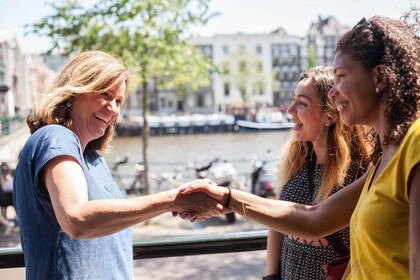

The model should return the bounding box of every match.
[13,125,132,279]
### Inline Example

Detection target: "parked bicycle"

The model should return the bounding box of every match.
[111,155,183,196]
[110,155,244,223]
[111,155,147,196]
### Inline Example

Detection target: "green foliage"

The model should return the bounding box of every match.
[29,0,217,82]
[158,44,218,90]
[222,50,271,104]
[307,45,318,70]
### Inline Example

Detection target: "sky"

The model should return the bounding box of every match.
[0,0,416,54]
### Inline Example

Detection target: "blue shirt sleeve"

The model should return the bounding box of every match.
[27,125,84,182]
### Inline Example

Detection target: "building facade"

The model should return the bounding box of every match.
[186,15,348,113]
[0,31,53,118]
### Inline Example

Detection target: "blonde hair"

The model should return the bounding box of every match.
[27,50,129,153]
[277,66,370,203]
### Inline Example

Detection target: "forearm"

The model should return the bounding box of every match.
[180,176,364,238]
[60,190,177,239]
[265,229,284,275]
[227,187,355,239]
[228,189,323,238]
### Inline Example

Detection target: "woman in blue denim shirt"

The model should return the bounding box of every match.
[13,50,220,279]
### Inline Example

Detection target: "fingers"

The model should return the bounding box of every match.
[178,179,216,194]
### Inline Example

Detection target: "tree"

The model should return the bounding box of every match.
[157,44,218,114]
[307,45,318,70]
[222,50,272,107]
[29,0,217,194]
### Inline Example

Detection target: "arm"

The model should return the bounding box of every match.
[43,156,222,239]
[265,229,284,276]
[182,168,369,239]
[409,163,420,279]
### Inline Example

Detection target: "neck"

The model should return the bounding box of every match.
[312,127,329,164]
[69,126,88,152]
[313,141,328,164]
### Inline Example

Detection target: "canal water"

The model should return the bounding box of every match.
[104,130,292,192]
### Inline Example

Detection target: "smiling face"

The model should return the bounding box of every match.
[287,78,327,145]
[69,80,126,149]
[329,51,382,127]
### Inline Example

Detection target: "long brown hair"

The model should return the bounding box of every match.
[277,66,370,203]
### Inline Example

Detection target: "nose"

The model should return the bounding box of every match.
[328,85,337,99]
[107,100,120,115]
[287,101,296,115]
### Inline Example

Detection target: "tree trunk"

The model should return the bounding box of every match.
[182,88,189,114]
[141,80,150,195]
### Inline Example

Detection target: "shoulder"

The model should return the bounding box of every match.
[29,125,79,147]
[21,125,82,165]
[34,124,76,138]
[404,118,420,141]
[399,118,420,158]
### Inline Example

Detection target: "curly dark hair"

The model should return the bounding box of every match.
[335,13,419,163]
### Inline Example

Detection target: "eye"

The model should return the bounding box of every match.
[115,98,124,107]
[335,73,345,81]
[101,92,110,100]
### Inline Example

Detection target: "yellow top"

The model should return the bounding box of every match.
[348,118,420,279]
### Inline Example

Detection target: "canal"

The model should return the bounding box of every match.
[104,130,292,192]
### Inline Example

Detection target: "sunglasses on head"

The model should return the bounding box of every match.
[353,17,380,38]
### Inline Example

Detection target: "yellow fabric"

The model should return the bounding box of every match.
[348,118,420,279]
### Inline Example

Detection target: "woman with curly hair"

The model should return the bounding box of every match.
[180,13,419,279]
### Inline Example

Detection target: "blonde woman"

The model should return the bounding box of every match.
[13,50,220,279]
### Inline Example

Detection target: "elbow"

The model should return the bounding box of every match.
[65,227,86,240]
[61,213,90,239]
[298,206,332,239]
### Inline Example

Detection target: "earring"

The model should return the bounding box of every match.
[66,102,72,108]
[375,87,380,93]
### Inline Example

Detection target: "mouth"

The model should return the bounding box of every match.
[94,113,111,124]
[336,102,348,112]
[292,122,303,130]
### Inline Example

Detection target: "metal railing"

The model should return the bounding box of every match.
[0,230,268,269]
[0,115,26,138]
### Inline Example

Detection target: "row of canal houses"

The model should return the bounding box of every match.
[0,16,349,128]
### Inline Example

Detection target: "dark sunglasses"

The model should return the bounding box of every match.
[353,17,380,38]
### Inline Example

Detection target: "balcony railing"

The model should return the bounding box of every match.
[0,230,268,269]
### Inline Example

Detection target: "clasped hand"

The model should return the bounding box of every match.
[172,179,231,222]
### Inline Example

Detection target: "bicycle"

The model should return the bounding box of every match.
[111,155,147,196]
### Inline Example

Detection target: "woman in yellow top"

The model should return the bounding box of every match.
[180,13,420,279]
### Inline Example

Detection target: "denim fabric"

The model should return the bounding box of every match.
[14,125,132,279]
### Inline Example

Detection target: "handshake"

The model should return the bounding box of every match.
[171,179,239,222]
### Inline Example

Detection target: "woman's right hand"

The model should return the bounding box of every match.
[178,180,230,206]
